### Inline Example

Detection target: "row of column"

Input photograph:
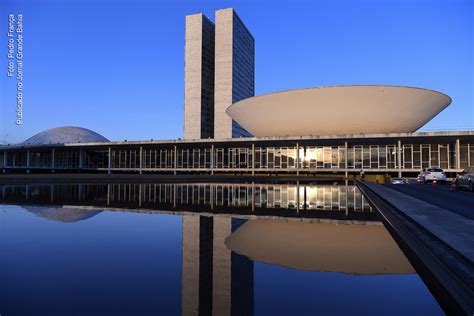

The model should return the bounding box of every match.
[1,138,466,173]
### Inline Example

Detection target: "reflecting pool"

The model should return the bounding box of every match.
[0,183,443,315]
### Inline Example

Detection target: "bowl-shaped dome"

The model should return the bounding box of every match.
[226,85,452,137]
[22,126,109,145]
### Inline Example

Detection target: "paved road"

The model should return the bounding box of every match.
[385,183,474,220]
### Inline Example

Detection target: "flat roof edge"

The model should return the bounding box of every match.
[2,130,473,150]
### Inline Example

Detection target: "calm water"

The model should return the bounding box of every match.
[0,183,443,315]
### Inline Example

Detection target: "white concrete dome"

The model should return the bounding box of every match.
[22,126,109,145]
[226,85,452,137]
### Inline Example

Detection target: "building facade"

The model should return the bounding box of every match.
[2,132,473,179]
[184,8,255,140]
[184,14,215,139]
[3,11,470,181]
[214,8,255,139]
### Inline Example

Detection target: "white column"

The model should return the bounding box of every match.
[397,140,402,178]
[344,141,348,178]
[108,147,112,174]
[251,143,255,176]
[139,146,143,174]
[455,139,461,170]
[174,145,177,175]
[296,143,300,176]
[211,145,215,175]
[79,149,84,170]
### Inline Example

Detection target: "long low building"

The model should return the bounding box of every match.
[1,127,473,178]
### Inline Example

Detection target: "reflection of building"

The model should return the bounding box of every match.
[4,185,416,314]
[22,205,101,222]
[0,183,376,221]
[182,215,253,315]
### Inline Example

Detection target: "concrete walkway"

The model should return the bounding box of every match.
[365,183,474,262]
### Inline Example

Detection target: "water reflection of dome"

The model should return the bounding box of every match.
[22,206,101,223]
[226,219,414,275]
[22,126,109,145]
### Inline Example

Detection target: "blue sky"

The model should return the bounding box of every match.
[1,0,472,143]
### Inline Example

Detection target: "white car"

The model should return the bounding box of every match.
[391,178,407,184]
[418,168,447,184]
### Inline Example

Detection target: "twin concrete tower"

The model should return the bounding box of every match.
[184,8,255,139]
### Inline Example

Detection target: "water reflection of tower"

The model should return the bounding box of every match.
[182,215,254,316]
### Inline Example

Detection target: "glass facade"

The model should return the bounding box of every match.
[200,16,215,138]
[460,143,474,169]
[55,150,80,168]
[2,140,472,172]
[230,11,254,138]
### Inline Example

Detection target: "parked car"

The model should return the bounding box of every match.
[455,166,474,192]
[418,168,447,184]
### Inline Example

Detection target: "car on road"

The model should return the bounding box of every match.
[418,168,447,184]
[455,166,474,192]
[391,178,408,184]
[416,175,423,184]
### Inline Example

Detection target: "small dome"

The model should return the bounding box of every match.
[22,126,109,145]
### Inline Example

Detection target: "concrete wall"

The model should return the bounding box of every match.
[185,8,254,140]
[214,8,254,139]
[184,14,215,140]
[214,9,234,139]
